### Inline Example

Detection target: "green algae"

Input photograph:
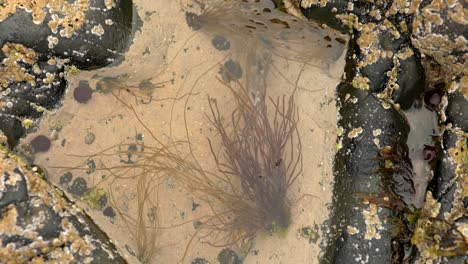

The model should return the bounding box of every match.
[82,187,108,210]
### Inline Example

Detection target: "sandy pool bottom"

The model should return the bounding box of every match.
[25,1,345,263]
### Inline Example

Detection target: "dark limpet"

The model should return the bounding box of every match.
[125,244,136,257]
[298,225,320,243]
[68,177,88,196]
[103,206,116,218]
[211,35,231,51]
[59,171,73,186]
[219,59,243,82]
[217,248,241,264]
[185,12,203,31]
[98,194,108,209]
[191,257,209,264]
[193,220,203,229]
[191,200,200,211]
[423,145,437,162]
[73,81,93,104]
[30,135,51,152]
[84,132,96,145]
[85,159,96,175]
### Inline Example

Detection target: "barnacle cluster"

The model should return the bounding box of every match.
[0,0,90,37]
[0,43,38,89]
[0,145,124,263]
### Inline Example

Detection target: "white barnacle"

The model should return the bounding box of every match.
[362,203,384,240]
[47,36,59,49]
[347,127,363,139]
[91,24,105,37]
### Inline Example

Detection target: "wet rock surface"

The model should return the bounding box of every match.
[0,0,466,263]
[0,0,133,69]
[0,146,127,263]
[299,0,467,263]
[0,0,135,148]
[0,43,67,147]
[329,82,410,263]
[0,1,135,263]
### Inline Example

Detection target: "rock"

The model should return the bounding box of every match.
[0,0,137,147]
[0,0,134,70]
[0,146,127,263]
[419,129,467,264]
[411,0,467,80]
[0,43,67,147]
[446,91,468,131]
[325,82,410,263]
[299,1,466,261]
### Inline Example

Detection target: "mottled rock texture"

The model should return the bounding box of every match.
[0,145,127,263]
[299,0,467,263]
[0,0,133,69]
[0,0,134,147]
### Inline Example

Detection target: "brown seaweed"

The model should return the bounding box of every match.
[53,74,304,262]
[376,140,416,202]
[52,125,185,264]
[163,69,306,263]
[206,76,301,234]
[108,163,161,264]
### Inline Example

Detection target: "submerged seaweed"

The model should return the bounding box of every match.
[48,2,340,262]
[54,135,172,264]
[184,0,347,101]
[206,76,301,234]
[162,68,308,264]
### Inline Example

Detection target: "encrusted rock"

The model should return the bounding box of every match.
[411,0,467,80]
[0,146,127,263]
[0,0,136,147]
[0,0,134,69]
[0,43,66,147]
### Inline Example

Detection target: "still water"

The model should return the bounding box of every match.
[25,1,347,263]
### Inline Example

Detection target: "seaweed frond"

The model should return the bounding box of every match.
[169,72,303,262]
